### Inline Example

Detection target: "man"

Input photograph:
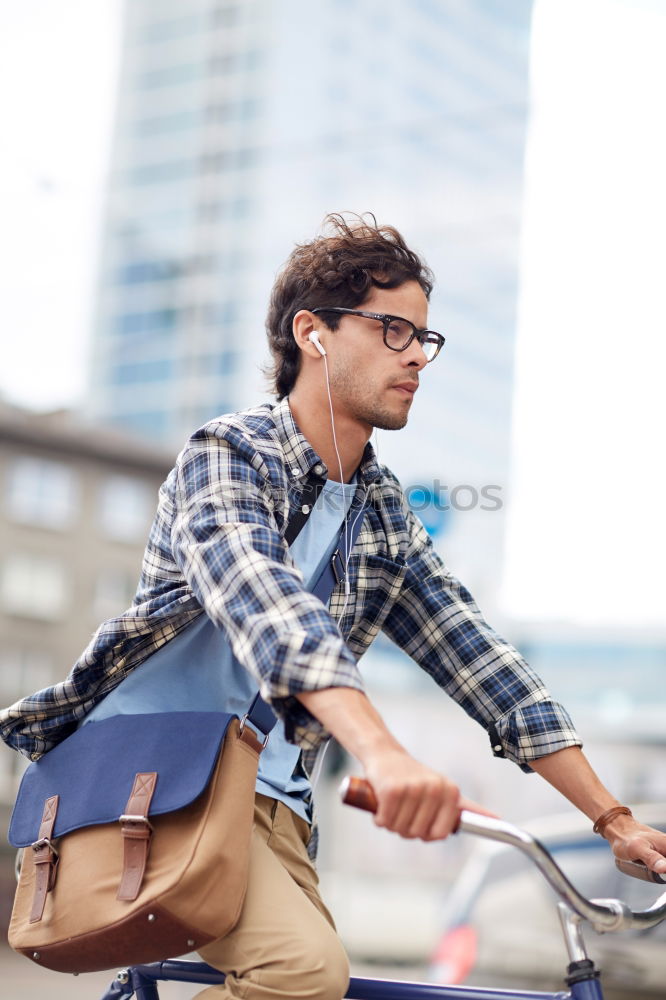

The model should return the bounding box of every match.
[2,214,665,1000]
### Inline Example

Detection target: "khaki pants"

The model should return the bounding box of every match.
[193,794,350,1000]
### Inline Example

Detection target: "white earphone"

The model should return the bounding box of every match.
[308,330,327,357]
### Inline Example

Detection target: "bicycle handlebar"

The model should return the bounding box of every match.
[339,776,666,934]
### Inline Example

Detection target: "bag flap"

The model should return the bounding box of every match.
[8,711,235,847]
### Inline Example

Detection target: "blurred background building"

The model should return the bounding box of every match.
[86,0,536,609]
[0,401,172,933]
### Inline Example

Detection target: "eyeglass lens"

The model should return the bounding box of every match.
[385,319,440,361]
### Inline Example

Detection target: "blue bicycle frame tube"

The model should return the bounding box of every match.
[569,980,604,1000]
[346,978,571,999]
[97,960,581,1000]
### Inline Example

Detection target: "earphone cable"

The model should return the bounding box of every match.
[322,353,367,605]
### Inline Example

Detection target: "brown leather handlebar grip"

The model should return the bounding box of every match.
[339,776,378,813]
[340,775,466,834]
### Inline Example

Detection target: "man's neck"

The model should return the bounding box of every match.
[287,387,369,484]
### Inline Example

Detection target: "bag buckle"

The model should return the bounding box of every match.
[32,837,58,858]
[330,548,343,586]
[119,814,153,831]
[239,715,270,749]
[31,837,59,893]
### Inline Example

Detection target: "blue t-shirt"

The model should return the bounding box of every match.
[81,477,358,821]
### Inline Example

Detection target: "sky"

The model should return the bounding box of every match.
[0,0,664,628]
[502,0,666,627]
[0,0,121,410]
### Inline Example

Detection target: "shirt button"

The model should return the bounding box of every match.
[313,464,324,475]
[301,505,310,514]
[291,467,300,477]
[493,744,502,753]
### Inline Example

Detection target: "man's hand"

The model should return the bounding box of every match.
[296,687,495,842]
[530,747,666,876]
[364,748,496,841]
[602,813,666,876]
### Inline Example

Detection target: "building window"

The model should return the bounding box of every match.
[6,457,78,530]
[198,146,259,170]
[115,260,181,284]
[131,109,203,137]
[99,476,154,543]
[244,50,264,72]
[204,98,261,122]
[202,301,238,326]
[197,201,224,222]
[114,308,179,335]
[135,63,203,91]
[0,648,54,706]
[185,404,229,428]
[138,14,204,45]
[107,359,175,386]
[1,555,68,621]
[0,647,52,796]
[127,160,195,186]
[209,53,238,74]
[212,5,240,27]
[113,412,169,440]
[218,350,242,373]
[197,350,242,375]
[93,569,137,622]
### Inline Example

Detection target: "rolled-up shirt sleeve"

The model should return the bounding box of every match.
[170,425,365,749]
[381,502,581,771]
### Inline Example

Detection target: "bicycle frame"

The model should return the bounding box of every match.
[99,957,592,1000]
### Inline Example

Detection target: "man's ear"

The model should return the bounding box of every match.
[293,309,326,358]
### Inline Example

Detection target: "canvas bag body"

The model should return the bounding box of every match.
[8,716,264,973]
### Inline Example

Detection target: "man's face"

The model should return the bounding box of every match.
[322,280,431,432]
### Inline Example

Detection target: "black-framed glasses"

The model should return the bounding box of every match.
[310,307,445,362]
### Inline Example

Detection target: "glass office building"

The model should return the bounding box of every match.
[87,0,535,605]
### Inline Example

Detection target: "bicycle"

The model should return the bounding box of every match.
[97,777,666,1000]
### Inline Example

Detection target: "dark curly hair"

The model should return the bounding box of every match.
[265,212,434,399]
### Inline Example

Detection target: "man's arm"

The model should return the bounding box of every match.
[531,746,666,874]
[297,687,494,839]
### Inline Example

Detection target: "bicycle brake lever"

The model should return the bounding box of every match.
[615,858,666,884]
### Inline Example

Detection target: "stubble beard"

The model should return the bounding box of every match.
[328,365,410,431]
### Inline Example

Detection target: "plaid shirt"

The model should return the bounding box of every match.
[0,398,580,779]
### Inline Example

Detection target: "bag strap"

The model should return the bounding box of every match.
[302,488,366,604]
[29,794,59,923]
[247,479,367,739]
[116,772,158,902]
[284,474,327,545]
[311,502,365,604]
[245,692,280,739]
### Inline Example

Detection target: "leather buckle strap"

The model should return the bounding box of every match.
[117,772,157,902]
[29,795,60,923]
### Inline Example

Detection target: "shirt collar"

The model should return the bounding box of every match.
[273,396,382,487]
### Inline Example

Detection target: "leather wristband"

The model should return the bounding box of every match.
[593,805,633,836]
